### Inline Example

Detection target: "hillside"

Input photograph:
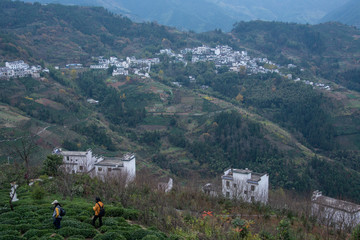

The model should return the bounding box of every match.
[1,1,360,205]
[320,0,360,29]
[22,0,348,32]
[0,0,199,65]
[0,164,357,239]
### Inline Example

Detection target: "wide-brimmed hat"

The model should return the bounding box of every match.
[51,200,59,205]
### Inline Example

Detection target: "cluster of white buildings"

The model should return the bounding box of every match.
[0,60,48,79]
[90,56,160,78]
[160,45,280,75]
[53,148,136,182]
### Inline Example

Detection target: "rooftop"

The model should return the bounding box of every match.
[95,158,124,167]
[312,191,360,213]
[60,151,88,156]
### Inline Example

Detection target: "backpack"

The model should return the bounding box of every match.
[59,207,66,217]
[97,203,105,217]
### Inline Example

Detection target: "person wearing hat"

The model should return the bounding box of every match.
[92,197,104,227]
[52,200,62,229]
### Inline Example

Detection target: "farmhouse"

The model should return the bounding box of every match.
[222,168,269,204]
[311,190,360,229]
[54,148,135,181]
[94,153,136,182]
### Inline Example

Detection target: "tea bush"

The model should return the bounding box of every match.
[122,209,139,220]
[23,229,53,239]
[103,217,119,226]
[61,219,93,229]
[58,227,97,238]
[142,235,161,240]
[37,233,64,240]
[0,236,24,240]
[0,230,21,236]
[93,232,126,240]
[67,236,85,240]
[105,207,125,217]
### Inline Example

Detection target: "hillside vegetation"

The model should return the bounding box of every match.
[0,0,360,208]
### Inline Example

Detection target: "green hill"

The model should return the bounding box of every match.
[1,1,360,206]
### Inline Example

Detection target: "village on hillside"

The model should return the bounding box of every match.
[0,45,331,91]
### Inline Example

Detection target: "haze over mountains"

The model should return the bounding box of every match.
[320,0,360,29]
[23,0,352,32]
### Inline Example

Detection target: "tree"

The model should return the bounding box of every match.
[235,93,244,102]
[9,136,37,184]
[42,154,63,176]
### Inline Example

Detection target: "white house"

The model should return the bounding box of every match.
[6,60,29,70]
[311,190,360,230]
[94,153,136,182]
[58,149,103,174]
[55,148,135,182]
[222,168,269,204]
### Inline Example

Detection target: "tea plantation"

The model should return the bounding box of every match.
[0,187,175,240]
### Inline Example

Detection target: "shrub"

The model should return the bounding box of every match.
[277,219,292,240]
[38,233,64,240]
[142,235,160,240]
[14,224,32,234]
[0,236,24,240]
[93,232,126,240]
[0,207,11,214]
[105,207,125,217]
[61,219,92,229]
[0,225,15,232]
[99,226,117,233]
[0,211,21,220]
[351,225,360,240]
[0,230,21,236]
[103,217,119,226]
[23,229,52,239]
[58,227,97,238]
[127,229,152,240]
[67,235,85,240]
[31,184,46,200]
[122,209,139,220]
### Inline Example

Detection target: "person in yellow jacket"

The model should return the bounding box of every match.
[92,197,104,227]
[51,200,62,229]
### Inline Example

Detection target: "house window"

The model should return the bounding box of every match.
[67,156,69,161]
[226,181,230,188]
[251,185,255,191]
[79,166,83,171]
[226,192,230,198]
[234,184,237,188]
[98,167,102,172]
[108,168,112,172]
[244,190,248,194]
[251,196,255,202]
[72,170,75,174]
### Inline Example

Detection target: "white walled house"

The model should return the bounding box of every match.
[311,190,360,230]
[58,149,102,174]
[55,148,135,182]
[94,153,136,182]
[222,168,269,204]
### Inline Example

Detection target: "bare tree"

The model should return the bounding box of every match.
[8,136,37,184]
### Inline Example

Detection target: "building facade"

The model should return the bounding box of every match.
[94,153,136,182]
[311,190,360,230]
[55,148,135,181]
[222,168,269,204]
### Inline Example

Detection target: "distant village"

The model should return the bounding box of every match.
[0,44,331,91]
